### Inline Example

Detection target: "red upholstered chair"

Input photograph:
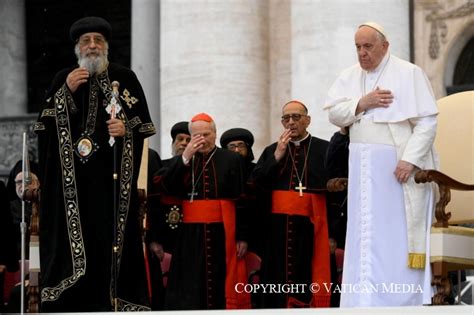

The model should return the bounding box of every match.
[3,268,21,305]
[160,252,172,288]
[335,248,344,284]
[245,251,262,308]
[245,251,262,285]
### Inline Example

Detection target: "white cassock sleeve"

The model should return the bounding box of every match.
[401,115,437,169]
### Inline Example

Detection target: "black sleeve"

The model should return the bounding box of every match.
[108,64,156,139]
[147,148,163,193]
[249,144,280,191]
[324,132,349,248]
[146,148,163,245]
[325,132,349,179]
[153,155,189,197]
[235,155,249,243]
[0,182,19,272]
[145,193,162,245]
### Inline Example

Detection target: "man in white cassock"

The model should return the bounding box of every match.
[324,22,438,307]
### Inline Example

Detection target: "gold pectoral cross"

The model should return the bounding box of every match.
[295,181,306,197]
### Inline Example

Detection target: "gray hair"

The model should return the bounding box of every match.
[374,31,387,44]
[188,120,217,134]
[74,42,109,75]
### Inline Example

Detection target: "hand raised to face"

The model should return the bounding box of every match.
[182,134,207,162]
[274,129,292,162]
[66,67,90,93]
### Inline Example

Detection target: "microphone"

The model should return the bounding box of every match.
[24,158,32,185]
[21,133,32,199]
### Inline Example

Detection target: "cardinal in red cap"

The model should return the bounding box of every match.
[184,112,217,155]
[153,112,251,310]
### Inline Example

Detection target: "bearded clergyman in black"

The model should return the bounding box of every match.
[34,16,155,312]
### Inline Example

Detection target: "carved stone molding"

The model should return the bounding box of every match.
[426,0,474,59]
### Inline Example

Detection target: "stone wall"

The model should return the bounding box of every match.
[414,0,474,98]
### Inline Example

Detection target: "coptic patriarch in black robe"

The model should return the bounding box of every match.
[34,17,155,312]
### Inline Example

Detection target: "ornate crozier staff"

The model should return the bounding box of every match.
[106,81,122,311]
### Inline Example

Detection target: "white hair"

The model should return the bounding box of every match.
[188,120,216,133]
[74,42,109,75]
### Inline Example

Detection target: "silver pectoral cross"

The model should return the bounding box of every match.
[188,190,198,203]
[295,181,306,197]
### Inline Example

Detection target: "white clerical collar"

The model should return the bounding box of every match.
[290,132,310,146]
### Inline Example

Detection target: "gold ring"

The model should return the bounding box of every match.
[193,144,197,148]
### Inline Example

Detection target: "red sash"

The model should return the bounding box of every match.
[182,200,250,309]
[271,190,331,308]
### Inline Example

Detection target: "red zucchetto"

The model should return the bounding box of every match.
[191,113,214,123]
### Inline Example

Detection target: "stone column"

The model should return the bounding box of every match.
[131,0,161,151]
[0,0,27,116]
[160,0,270,159]
[268,0,292,143]
[291,0,410,140]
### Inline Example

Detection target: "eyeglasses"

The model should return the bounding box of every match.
[281,114,306,123]
[78,35,106,47]
[227,143,247,150]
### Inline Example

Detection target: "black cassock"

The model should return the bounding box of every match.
[34,63,155,312]
[325,131,349,249]
[250,135,331,308]
[146,153,181,310]
[148,156,183,256]
[155,148,247,310]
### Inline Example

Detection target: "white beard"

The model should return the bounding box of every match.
[75,44,109,76]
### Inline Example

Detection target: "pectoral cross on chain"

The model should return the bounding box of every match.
[188,190,198,203]
[295,181,306,197]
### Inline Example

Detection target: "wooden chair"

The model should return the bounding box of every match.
[414,90,474,305]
